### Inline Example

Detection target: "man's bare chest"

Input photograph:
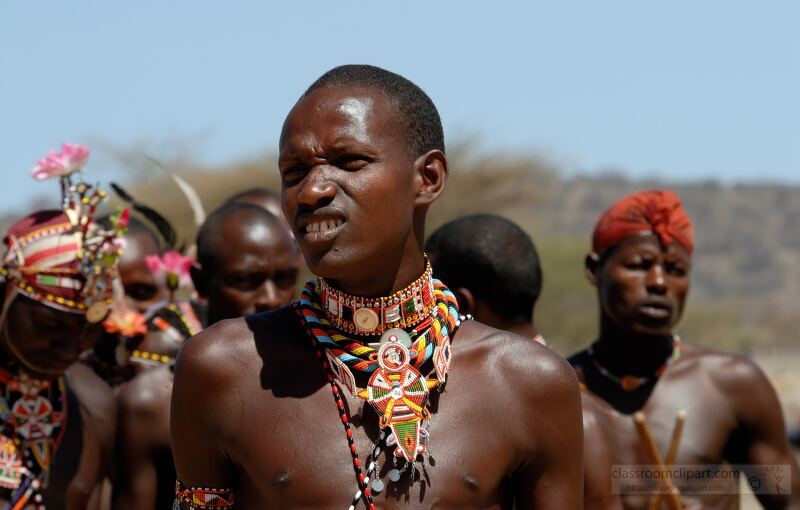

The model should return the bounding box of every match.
[595,374,741,510]
[224,369,518,509]
[605,374,738,466]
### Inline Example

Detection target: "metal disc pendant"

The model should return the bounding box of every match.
[86,301,110,323]
[379,328,413,349]
[388,469,401,482]
[371,478,385,494]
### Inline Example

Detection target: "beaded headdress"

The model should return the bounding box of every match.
[0,143,128,323]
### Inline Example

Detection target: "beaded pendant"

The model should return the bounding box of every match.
[365,330,432,462]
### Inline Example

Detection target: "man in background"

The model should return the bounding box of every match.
[426,213,545,344]
[112,202,300,510]
[571,189,800,509]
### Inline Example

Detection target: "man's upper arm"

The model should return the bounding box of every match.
[723,357,800,508]
[512,345,584,509]
[170,323,241,501]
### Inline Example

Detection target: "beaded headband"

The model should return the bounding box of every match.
[0,144,128,323]
[318,259,435,336]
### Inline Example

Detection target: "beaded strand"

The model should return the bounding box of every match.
[301,318,376,510]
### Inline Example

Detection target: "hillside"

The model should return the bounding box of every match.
[3,148,798,356]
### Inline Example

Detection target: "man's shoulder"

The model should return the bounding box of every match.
[66,363,116,421]
[459,320,579,398]
[65,363,116,449]
[681,342,771,394]
[175,305,299,387]
[117,365,172,418]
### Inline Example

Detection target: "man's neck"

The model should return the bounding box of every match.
[592,316,675,377]
[324,251,427,298]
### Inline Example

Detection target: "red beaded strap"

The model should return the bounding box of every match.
[175,480,235,509]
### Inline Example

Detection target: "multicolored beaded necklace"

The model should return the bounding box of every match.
[0,368,68,510]
[588,336,682,391]
[296,265,462,509]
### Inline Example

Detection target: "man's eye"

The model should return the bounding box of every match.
[337,157,368,171]
[274,270,298,289]
[624,259,650,270]
[282,165,307,183]
[126,284,158,301]
[667,264,688,276]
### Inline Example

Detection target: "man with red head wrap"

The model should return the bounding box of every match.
[0,144,125,509]
[591,189,695,257]
[571,189,800,509]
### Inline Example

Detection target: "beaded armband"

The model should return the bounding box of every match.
[175,480,235,509]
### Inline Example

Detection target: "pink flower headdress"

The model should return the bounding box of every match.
[145,251,195,301]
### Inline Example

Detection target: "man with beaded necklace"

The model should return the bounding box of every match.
[0,144,124,509]
[171,65,583,509]
[570,190,800,509]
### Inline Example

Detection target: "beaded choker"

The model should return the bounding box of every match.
[318,260,436,336]
[588,336,682,391]
[297,276,463,509]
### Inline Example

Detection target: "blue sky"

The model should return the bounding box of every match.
[1,1,798,215]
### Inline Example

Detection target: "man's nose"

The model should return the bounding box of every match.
[645,264,667,294]
[297,166,336,209]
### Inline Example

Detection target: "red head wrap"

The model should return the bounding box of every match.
[592,189,694,255]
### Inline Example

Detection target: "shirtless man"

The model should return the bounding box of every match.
[171,64,582,509]
[426,214,545,344]
[425,213,619,508]
[117,218,166,314]
[88,217,167,386]
[225,188,285,222]
[570,189,800,509]
[0,171,124,509]
[113,203,299,510]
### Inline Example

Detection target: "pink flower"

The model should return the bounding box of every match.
[31,143,90,181]
[145,251,194,291]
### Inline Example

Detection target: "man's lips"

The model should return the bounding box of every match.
[638,299,674,319]
[296,210,346,243]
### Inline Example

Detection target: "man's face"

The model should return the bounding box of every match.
[118,231,165,313]
[203,218,300,322]
[279,87,417,283]
[2,293,104,379]
[596,234,691,335]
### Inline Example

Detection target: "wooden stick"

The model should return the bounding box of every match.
[633,412,682,510]
[649,410,687,510]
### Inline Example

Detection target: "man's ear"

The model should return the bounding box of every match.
[453,287,476,316]
[413,150,448,207]
[585,253,601,287]
[189,263,209,298]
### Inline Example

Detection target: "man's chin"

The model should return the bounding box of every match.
[305,249,358,281]
[630,322,675,337]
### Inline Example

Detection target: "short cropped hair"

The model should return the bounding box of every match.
[305,64,444,159]
[224,187,279,204]
[196,202,282,270]
[426,214,542,322]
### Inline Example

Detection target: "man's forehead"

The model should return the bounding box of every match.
[612,234,691,259]
[214,219,294,253]
[280,87,394,150]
